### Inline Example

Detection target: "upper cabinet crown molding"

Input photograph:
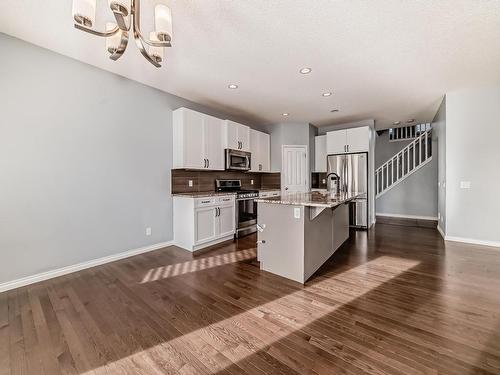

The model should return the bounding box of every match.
[326,126,370,154]
[223,120,250,152]
[250,129,271,172]
[173,107,224,170]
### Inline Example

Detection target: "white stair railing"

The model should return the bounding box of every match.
[376,128,432,198]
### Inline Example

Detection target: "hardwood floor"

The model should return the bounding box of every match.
[2,224,500,374]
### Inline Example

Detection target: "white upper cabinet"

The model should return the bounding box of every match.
[326,126,369,154]
[326,130,347,154]
[173,108,224,170]
[203,114,224,170]
[314,135,327,172]
[224,120,250,152]
[346,126,370,153]
[250,129,271,172]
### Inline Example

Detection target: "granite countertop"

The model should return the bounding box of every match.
[172,192,237,198]
[255,191,363,208]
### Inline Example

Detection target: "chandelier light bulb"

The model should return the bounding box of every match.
[155,4,173,41]
[72,0,96,27]
[108,0,131,16]
[105,23,121,54]
[149,32,164,63]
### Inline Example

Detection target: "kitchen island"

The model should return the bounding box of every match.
[255,191,362,284]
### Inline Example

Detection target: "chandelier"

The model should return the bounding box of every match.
[72,0,172,67]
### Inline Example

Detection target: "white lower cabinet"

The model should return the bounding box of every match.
[194,206,217,244]
[174,195,235,251]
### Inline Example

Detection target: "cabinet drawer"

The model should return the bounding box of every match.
[218,196,235,205]
[195,197,218,208]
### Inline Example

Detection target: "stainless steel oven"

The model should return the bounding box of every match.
[215,179,258,238]
[225,149,251,171]
[236,191,259,238]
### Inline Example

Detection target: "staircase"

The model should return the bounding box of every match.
[376,128,432,198]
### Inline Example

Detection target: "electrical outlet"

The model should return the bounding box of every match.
[322,179,326,184]
[438,212,441,220]
[146,227,152,236]
[294,207,301,219]
[251,179,254,185]
[188,180,193,187]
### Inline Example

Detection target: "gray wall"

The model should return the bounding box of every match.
[445,87,500,243]
[375,130,438,218]
[432,97,446,232]
[0,33,253,284]
[268,122,312,172]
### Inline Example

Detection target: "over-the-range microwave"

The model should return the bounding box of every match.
[225,149,251,171]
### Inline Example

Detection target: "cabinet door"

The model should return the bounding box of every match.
[194,206,217,245]
[326,130,347,154]
[314,135,327,172]
[346,126,369,153]
[249,129,260,172]
[224,120,239,150]
[218,204,235,237]
[259,132,270,171]
[174,108,205,168]
[204,115,224,170]
[238,124,251,152]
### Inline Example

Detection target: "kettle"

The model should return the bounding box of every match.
[326,172,340,195]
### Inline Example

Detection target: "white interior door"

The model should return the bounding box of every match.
[282,146,308,193]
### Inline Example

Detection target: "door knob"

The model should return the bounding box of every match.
[256,240,266,244]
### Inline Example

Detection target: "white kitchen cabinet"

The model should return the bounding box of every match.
[326,130,347,154]
[173,195,236,252]
[250,129,271,172]
[218,204,236,238]
[314,135,327,172]
[173,107,224,170]
[194,206,217,244]
[346,126,370,153]
[224,120,250,152]
[326,126,369,154]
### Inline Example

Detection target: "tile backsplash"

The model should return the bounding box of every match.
[171,169,281,194]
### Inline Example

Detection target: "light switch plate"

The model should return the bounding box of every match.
[188,180,193,187]
[460,181,471,189]
[294,207,301,219]
[146,227,152,236]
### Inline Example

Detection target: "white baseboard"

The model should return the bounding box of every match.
[444,236,500,249]
[437,225,445,239]
[376,213,438,221]
[0,240,174,293]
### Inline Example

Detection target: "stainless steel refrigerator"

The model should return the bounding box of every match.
[327,152,368,228]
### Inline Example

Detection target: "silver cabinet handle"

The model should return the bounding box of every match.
[207,159,210,168]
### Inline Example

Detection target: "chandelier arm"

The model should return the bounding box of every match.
[111,9,130,31]
[133,29,161,67]
[74,23,120,38]
[131,0,161,67]
[132,0,171,47]
[109,31,130,61]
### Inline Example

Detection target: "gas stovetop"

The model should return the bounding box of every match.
[236,190,259,199]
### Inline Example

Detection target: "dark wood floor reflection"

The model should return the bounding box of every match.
[2,224,500,374]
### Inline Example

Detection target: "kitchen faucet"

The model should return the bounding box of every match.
[326,172,340,195]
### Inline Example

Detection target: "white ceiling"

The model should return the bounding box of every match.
[1,0,500,128]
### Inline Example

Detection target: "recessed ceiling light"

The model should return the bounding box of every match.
[228,84,238,89]
[282,113,289,116]
[406,118,415,123]
[299,67,312,74]
[322,92,332,97]
[393,121,401,125]
[330,109,339,113]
